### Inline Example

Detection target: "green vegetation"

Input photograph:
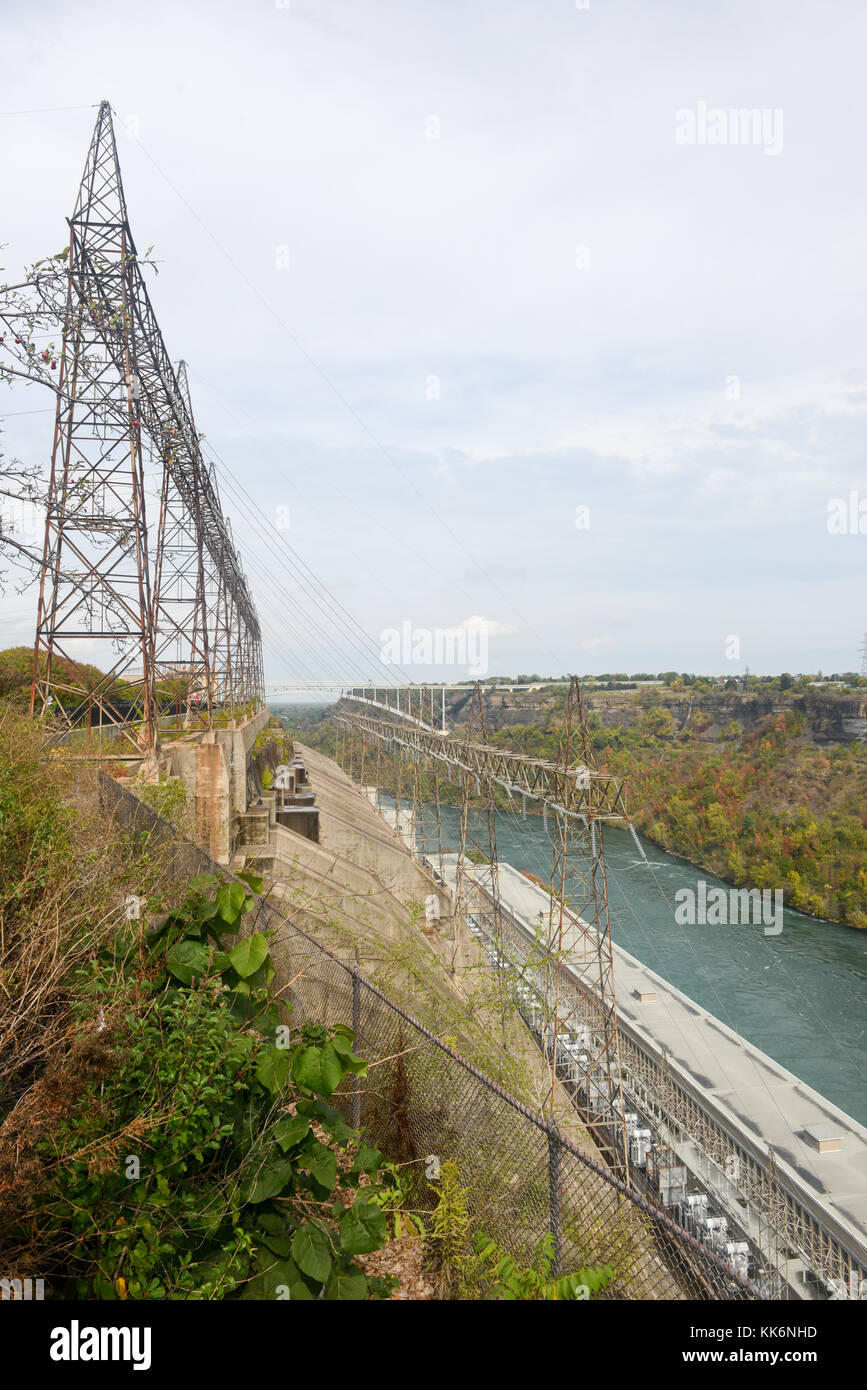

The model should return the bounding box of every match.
[33,872,397,1300]
[470,1232,613,1301]
[252,721,294,793]
[428,1160,613,1301]
[490,703,867,929]
[289,686,867,930]
[0,645,191,712]
[0,708,401,1299]
[0,703,619,1300]
[137,776,189,831]
[272,857,556,1108]
[269,703,337,757]
[0,646,104,705]
[605,724,867,929]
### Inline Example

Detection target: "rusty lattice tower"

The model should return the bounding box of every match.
[335,679,630,1168]
[11,100,263,757]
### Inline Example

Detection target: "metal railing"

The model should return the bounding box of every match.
[99,773,760,1300]
[485,884,867,1300]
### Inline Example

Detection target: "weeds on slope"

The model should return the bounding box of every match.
[0,712,403,1297]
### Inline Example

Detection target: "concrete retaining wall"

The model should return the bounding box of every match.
[162,708,272,863]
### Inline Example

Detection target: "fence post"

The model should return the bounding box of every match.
[547,1119,562,1276]
[351,962,362,1130]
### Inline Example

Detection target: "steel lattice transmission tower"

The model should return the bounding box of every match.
[336,678,631,1170]
[20,101,263,757]
[544,677,629,1168]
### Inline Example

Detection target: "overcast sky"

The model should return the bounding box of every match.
[2,0,867,683]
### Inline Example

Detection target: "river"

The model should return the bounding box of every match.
[405,800,867,1125]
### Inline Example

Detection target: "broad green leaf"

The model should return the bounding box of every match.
[291,1224,332,1284]
[242,956,275,992]
[144,913,180,943]
[255,1002,285,1036]
[217,880,247,925]
[226,1033,254,1073]
[259,1232,292,1258]
[328,1118,357,1146]
[257,1212,288,1235]
[256,1047,291,1095]
[238,870,265,895]
[228,933,269,979]
[165,939,211,985]
[241,1255,312,1300]
[246,1159,294,1204]
[324,1268,368,1300]
[351,1147,382,1175]
[300,1143,337,1191]
[273,1115,310,1152]
[302,1099,356,1144]
[302,1099,341,1123]
[292,1043,345,1098]
[339,1200,387,1255]
[188,1246,249,1290]
[226,991,255,1028]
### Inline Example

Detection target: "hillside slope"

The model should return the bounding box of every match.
[284,691,867,930]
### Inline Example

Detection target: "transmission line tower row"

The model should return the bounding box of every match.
[335,678,630,1171]
[0,101,263,760]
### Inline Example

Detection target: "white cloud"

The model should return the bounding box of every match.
[3,0,867,676]
[457,616,517,637]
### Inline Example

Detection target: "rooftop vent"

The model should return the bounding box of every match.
[803,1124,843,1154]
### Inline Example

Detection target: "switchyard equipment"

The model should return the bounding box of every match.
[470,858,867,1300]
[464,880,771,1290]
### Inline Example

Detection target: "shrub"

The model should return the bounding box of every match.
[15,869,397,1299]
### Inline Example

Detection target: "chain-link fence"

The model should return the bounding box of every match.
[101,774,760,1301]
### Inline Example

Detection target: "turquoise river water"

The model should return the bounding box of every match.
[411,802,867,1125]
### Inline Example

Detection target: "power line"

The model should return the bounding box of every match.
[237,542,368,685]
[216,477,394,684]
[203,441,413,685]
[129,129,569,675]
[186,361,506,652]
[0,104,99,117]
[0,407,55,418]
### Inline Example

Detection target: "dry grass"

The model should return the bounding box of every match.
[0,709,182,1274]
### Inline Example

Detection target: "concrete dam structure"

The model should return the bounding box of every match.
[168,716,866,1302]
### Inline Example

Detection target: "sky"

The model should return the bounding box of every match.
[2,0,867,685]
